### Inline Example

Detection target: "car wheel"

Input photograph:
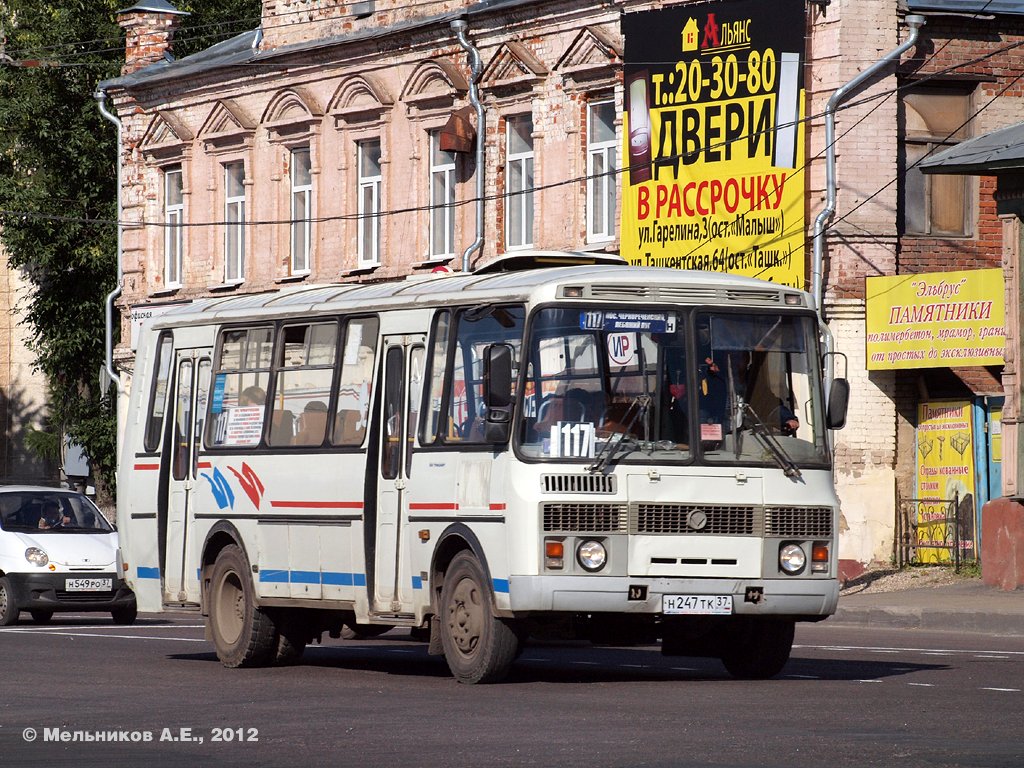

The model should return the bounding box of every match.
[439,551,520,684]
[0,577,20,626]
[111,603,138,625]
[208,544,276,668]
[30,610,54,624]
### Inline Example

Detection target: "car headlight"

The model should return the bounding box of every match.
[25,547,49,567]
[576,540,607,572]
[779,543,806,574]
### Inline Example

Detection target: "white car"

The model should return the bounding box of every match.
[0,486,136,625]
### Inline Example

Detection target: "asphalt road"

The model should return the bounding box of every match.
[1,611,1021,768]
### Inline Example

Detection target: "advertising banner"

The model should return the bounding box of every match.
[916,401,977,562]
[621,0,806,287]
[865,268,1005,370]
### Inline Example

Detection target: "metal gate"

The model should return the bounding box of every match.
[895,494,976,571]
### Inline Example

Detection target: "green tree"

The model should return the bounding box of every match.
[0,1,260,498]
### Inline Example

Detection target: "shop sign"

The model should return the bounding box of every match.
[866,268,1005,370]
[916,400,977,562]
[620,0,807,288]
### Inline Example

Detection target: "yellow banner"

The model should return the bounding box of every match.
[621,1,806,288]
[916,401,976,562]
[866,268,1005,369]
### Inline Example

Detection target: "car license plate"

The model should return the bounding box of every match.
[65,578,112,592]
[662,594,733,615]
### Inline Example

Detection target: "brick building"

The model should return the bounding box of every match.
[98,0,1024,576]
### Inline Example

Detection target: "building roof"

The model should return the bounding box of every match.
[118,0,188,14]
[906,0,1024,14]
[98,0,539,93]
[918,121,1024,174]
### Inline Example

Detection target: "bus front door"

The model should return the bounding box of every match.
[160,349,212,605]
[371,335,425,616]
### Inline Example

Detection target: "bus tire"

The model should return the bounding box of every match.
[0,577,19,626]
[274,610,307,665]
[209,544,276,668]
[720,618,795,680]
[439,551,520,684]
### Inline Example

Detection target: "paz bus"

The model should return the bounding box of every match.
[117,251,848,683]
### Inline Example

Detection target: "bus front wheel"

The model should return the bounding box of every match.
[439,551,520,684]
[209,544,277,668]
[720,618,795,679]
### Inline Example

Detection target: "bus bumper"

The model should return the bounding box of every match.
[505,575,838,618]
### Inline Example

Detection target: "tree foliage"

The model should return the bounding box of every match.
[0,0,260,498]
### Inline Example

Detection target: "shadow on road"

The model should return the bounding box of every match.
[165,641,950,685]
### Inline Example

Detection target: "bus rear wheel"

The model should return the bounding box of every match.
[439,551,520,684]
[720,618,795,679]
[209,544,276,668]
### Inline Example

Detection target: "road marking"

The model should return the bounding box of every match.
[786,674,821,679]
[974,654,1010,659]
[908,683,935,687]
[0,628,205,642]
[857,679,884,684]
[0,624,205,632]
[797,644,1024,657]
[980,687,1020,692]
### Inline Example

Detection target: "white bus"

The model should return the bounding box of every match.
[117,252,848,683]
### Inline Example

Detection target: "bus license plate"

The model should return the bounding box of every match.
[65,578,112,592]
[662,594,732,615]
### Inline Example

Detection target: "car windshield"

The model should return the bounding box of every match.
[516,306,829,469]
[0,491,113,534]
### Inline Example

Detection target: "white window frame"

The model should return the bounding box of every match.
[429,130,456,260]
[357,140,382,268]
[224,161,246,283]
[290,147,312,275]
[505,115,534,250]
[586,100,617,243]
[163,167,184,288]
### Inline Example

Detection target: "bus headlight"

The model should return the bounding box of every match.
[25,547,49,567]
[576,540,607,572]
[779,544,806,575]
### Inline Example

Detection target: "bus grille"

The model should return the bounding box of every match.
[765,506,833,537]
[633,504,756,535]
[541,474,617,494]
[542,503,628,533]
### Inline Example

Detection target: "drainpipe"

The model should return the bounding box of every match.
[811,14,925,316]
[94,87,125,396]
[451,19,485,273]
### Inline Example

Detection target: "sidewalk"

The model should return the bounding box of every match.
[832,579,1024,636]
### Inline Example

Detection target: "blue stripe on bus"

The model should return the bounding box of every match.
[137,567,160,580]
[492,578,510,594]
[321,571,354,586]
[259,569,289,583]
[259,569,367,587]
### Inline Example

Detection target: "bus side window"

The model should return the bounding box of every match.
[331,317,379,447]
[144,332,174,453]
[421,310,450,446]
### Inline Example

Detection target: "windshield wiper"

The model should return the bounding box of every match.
[588,394,651,473]
[739,404,802,480]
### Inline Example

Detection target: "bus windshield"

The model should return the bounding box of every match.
[516,306,829,469]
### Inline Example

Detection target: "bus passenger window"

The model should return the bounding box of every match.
[331,317,378,447]
[270,322,336,448]
[206,327,272,448]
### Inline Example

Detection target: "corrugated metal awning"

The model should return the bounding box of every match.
[906,0,1024,15]
[918,121,1024,174]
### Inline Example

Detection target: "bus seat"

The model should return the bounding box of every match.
[270,409,295,445]
[335,409,364,445]
[294,409,328,446]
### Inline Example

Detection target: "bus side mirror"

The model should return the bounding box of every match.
[826,378,850,430]
[483,343,513,443]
